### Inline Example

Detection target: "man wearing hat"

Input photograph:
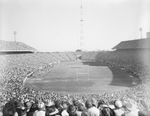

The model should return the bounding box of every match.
[33,102,45,116]
[85,100,99,116]
[123,101,139,116]
[61,102,69,116]
[45,100,59,116]
[113,100,125,116]
[67,105,77,116]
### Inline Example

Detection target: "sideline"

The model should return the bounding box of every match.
[23,61,60,86]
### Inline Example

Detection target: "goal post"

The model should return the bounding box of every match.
[76,64,90,81]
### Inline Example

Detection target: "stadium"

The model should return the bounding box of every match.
[0,0,150,116]
[0,32,150,115]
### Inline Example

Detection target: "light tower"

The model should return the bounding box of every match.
[14,31,17,42]
[139,27,143,39]
[79,0,84,51]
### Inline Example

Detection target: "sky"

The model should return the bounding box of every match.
[0,0,150,52]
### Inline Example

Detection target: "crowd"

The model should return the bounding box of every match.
[0,52,76,107]
[94,50,150,79]
[0,51,150,116]
[81,52,98,60]
[0,40,36,51]
[81,51,150,110]
[1,96,150,116]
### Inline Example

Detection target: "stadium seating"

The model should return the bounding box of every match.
[0,41,150,114]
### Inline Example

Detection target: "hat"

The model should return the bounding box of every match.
[73,100,79,106]
[108,105,115,109]
[24,99,30,103]
[91,98,98,107]
[123,101,137,111]
[45,100,55,107]
[38,102,45,109]
[85,100,93,108]
[78,103,85,111]
[102,104,108,107]
[98,99,105,106]
[25,101,32,108]
[114,100,122,108]
[68,105,77,113]
[62,103,68,109]
[15,101,24,108]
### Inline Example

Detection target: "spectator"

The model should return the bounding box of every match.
[123,101,139,116]
[113,100,124,116]
[61,102,69,116]
[100,107,116,116]
[77,103,88,116]
[85,100,99,116]
[15,101,26,116]
[98,99,107,110]
[91,98,98,108]
[33,102,45,116]
[27,102,37,116]
[2,100,18,116]
[67,105,77,116]
[45,100,59,116]
[55,100,63,116]
[23,100,34,116]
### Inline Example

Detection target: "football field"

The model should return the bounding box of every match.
[26,60,141,94]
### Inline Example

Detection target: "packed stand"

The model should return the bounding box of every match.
[95,50,150,79]
[1,96,150,116]
[0,50,150,115]
[93,50,150,110]
[0,40,36,51]
[0,52,77,109]
[81,52,98,60]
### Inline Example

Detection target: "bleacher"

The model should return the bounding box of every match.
[0,38,150,114]
[0,40,37,53]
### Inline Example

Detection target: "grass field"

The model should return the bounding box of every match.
[26,60,141,94]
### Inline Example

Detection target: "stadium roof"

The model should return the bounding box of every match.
[0,40,37,52]
[112,38,150,50]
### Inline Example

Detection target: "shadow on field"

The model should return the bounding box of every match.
[82,60,141,87]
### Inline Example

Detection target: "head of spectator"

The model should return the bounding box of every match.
[29,102,38,113]
[37,102,45,111]
[108,104,115,110]
[61,102,69,116]
[113,100,125,116]
[78,103,86,112]
[15,100,24,109]
[114,100,123,109]
[67,105,77,116]
[45,99,55,107]
[123,101,139,116]
[55,100,61,109]
[91,98,98,107]
[73,100,79,107]
[62,102,68,110]
[123,101,138,111]
[85,100,93,109]
[101,107,116,116]
[15,100,26,115]
[98,99,106,108]
[25,100,32,110]
[24,99,30,103]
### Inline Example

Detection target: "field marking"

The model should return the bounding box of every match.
[29,78,102,83]
[76,62,90,80]
[77,73,89,74]
[24,60,140,94]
